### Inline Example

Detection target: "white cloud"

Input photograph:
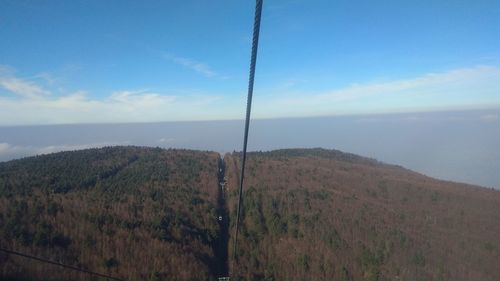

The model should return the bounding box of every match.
[0,66,227,125]
[0,67,227,125]
[1,64,499,125]
[315,66,499,103]
[158,138,176,144]
[0,143,14,154]
[480,114,499,122]
[0,76,50,98]
[0,89,183,125]
[110,90,176,108]
[253,66,500,118]
[0,142,130,161]
[0,142,33,157]
[163,54,217,77]
[33,72,59,86]
[35,142,129,154]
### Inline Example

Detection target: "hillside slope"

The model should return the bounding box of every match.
[1,147,499,281]
[224,148,500,281]
[0,147,221,281]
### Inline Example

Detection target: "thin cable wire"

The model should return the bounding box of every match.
[232,0,263,271]
[0,247,124,281]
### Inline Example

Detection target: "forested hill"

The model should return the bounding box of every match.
[0,147,222,280]
[224,149,500,281]
[1,147,500,281]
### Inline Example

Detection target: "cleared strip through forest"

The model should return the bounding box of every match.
[213,155,229,278]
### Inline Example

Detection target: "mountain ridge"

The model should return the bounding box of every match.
[1,146,499,280]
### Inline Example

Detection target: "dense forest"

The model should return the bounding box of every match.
[224,149,500,281]
[0,147,222,280]
[1,147,500,280]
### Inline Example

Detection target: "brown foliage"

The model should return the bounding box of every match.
[225,148,500,281]
[2,147,500,281]
[0,147,221,281]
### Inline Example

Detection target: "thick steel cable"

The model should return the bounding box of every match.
[232,0,263,270]
[0,247,124,281]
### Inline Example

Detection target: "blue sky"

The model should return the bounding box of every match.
[0,0,499,125]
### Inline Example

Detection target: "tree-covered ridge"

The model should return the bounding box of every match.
[0,146,221,281]
[247,148,382,166]
[2,147,500,281]
[225,149,500,281]
[1,147,204,195]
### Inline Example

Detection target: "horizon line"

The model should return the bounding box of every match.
[1,105,499,128]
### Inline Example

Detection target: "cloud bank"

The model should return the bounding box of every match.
[253,66,500,118]
[0,66,228,125]
[0,65,499,125]
[0,141,129,161]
